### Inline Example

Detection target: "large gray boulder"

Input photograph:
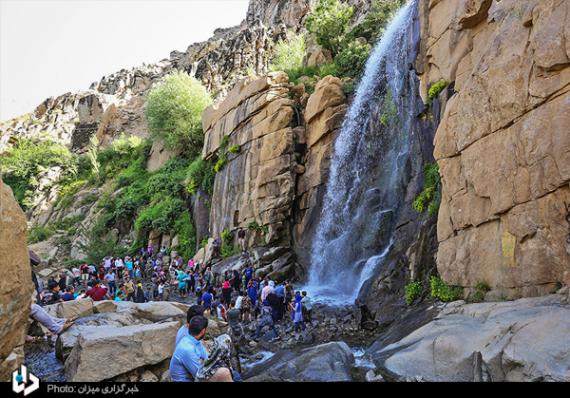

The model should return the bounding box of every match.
[245,341,355,382]
[370,294,570,382]
[44,298,94,319]
[64,321,179,381]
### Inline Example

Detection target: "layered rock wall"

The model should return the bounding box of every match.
[202,72,297,246]
[0,179,32,381]
[420,0,570,298]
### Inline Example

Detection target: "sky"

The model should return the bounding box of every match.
[0,0,250,122]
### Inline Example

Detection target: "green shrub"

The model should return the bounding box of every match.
[470,282,491,303]
[347,0,405,43]
[228,145,240,154]
[0,138,78,210]
[405,281,422,305]
[28,225,55,244]
[51,215,85,233]
[145,158,188,200]
[270,32,306,72]
[412,163,441,217]
[146,71,212,152]
[334,40,371,79]
[186,157,215,196]
[430,276,463,302]
[428,79,448,100]
[134,197,186,235]
[306,0,354,56]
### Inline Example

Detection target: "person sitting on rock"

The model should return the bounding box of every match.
[28,289,75,339]
[169,315,234,382]
[41,280,63,305]
[61,286,75,301]
[175,305,206,347]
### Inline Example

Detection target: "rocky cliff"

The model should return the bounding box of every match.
[418,0,570,299]
[0,179,32,381]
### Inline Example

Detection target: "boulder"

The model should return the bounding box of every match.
[245,341,355,382]
[0,179,32,381]
[139,370,159,382]
[115,301,186,323]
[93,300,117,314]
[371,294,570,381]
[44,298,94,320]
[64,321,179,382]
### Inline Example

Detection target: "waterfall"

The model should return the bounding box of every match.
[305,0,419,305]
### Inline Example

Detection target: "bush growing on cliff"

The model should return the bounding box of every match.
[306,0,354,56]
[430,276,463,302]
[146,71,212,153]
[428,79,448,101]
[0,138,77,210]
[173,212,196,260]
[134,197,186,235]
[186,157,215,196]
[404,281,423,305]
[333,40,371,79]
[270,33,306,73]
[28,225,55,244]
[412,163,441,217]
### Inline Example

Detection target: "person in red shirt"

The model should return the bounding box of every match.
[85,280,111,301]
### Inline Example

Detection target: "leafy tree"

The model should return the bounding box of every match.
[306,0,354,56]
[146,71,212,153]
[270,32,306,72]
[334,40,372,79]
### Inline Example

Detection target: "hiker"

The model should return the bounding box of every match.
[147,241,153,257]
[175,305,206,347]
[29,289,74,337]
[212,238,221,259]
[237,228,246,253]
[292,291,306,333]
[104,269,116,296]
[80,263,90,284]
[301,291,312,323]
[158,281,165,301]
[86,280,111,301]
[124,278,135,301]
[134,283,147,303]
[221,280,232,305]
[41,280,63,305]
[61,286,75,301]
[169,316,234,382]
[247,281,258,317]
[261,280,274,303]
[200,288,214,315]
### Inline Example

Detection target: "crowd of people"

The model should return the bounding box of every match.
[30,237,314,382]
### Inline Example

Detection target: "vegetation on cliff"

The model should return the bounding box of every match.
[146,71,212,153]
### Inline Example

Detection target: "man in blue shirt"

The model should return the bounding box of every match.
[200,289,214,313]
[175,305,205,347]
[169,316,233,382]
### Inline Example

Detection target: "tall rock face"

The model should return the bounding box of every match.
[419,0,570,298]
[294,76,347,265]
[202,72,297,246]
[0,179,32,381]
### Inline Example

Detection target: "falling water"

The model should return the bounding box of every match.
[305,0,419,304]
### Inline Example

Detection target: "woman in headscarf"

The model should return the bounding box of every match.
[293,291,305,333]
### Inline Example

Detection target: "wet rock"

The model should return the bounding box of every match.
[93,300,117,314]
[245,341,355,382]
[365,369,384,382]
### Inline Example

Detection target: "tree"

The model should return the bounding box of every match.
[146,71,212,153]
[305,0,354,56]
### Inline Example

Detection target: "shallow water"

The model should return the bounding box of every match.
[24,340,65,382]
